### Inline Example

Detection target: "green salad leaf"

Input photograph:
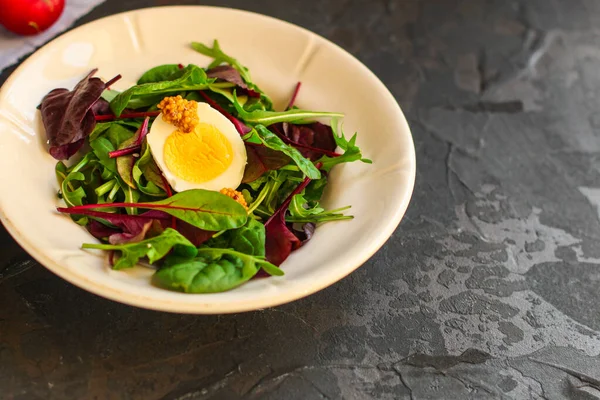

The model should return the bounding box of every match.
[317,121,372,171]
[154,247,282,293]
[137,64,182,84]
[192,40,252,82]
[252,125,321,179]
[59,189,248,231]
[287,194,352,223]
[83,228,197,270]
[231,92,343,126]
[228,218,266,257]
[132,141,166,196]
[109,64,215,116]
[191,40,274,109]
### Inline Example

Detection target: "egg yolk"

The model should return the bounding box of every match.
[163,123,233,183]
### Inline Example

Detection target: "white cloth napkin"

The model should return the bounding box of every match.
[0,0,106,74]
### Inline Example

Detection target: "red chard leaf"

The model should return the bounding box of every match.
[264,174,314,265]
[198,90,251,135]
[242,143,291,183]
[286,82,302,110]
[274,122,339,160]
[109,220,153,245]
[83,210,170,245]
[87,219,120,239]
[265,220,302,266]
[174,220,215,247]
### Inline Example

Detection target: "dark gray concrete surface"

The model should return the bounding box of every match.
[2,0,600,399]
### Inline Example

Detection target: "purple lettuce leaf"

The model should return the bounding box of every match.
[242,143,292,183]
[206,65,260,98]
[91,98,112,116]
[292,222,316,244]
[272,122,339,161]
[82,210,170,245]
[39,69,107,160]
[49,138,86,160]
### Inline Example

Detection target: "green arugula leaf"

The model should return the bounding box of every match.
[90,137,117,174]
[191,40,274,109]
[317,120,372,171]
[232,91,342,126]
[288,194,324,218]
[253,125,321,180]
[57,153,97,207]
[114,135,137,190]
[117,177,140,215]
[304,176,328,202]
[60,170,86,208]
[154,247,282,293]
[132,141,167,197]
[191,40,252,83]
[109,64,215,116]
[82,228,197,270]
[287,193,352,223]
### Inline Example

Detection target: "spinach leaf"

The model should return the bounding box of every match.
[109,64,215,116]
[154,248,282,293]
[228,218,266,257]
[58,189,248,231]
[82,228,197,270]
[89,121,138,142]
[253,125,321,179]
[105,123,137,146]
[137,64,182,84]
[101,89,120,103]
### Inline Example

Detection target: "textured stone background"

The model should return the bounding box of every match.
[2,0,600,399]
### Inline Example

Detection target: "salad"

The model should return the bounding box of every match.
[39,40,370,293]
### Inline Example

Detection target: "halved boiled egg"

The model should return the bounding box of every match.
[147,99,247,192]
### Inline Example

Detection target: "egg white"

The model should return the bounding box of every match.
[147,102,247,192]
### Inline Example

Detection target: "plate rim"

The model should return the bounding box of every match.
[0,5,416,314]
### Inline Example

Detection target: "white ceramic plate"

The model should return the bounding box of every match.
[0,6,415,313]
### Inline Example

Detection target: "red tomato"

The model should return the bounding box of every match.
[0,0,65,36]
